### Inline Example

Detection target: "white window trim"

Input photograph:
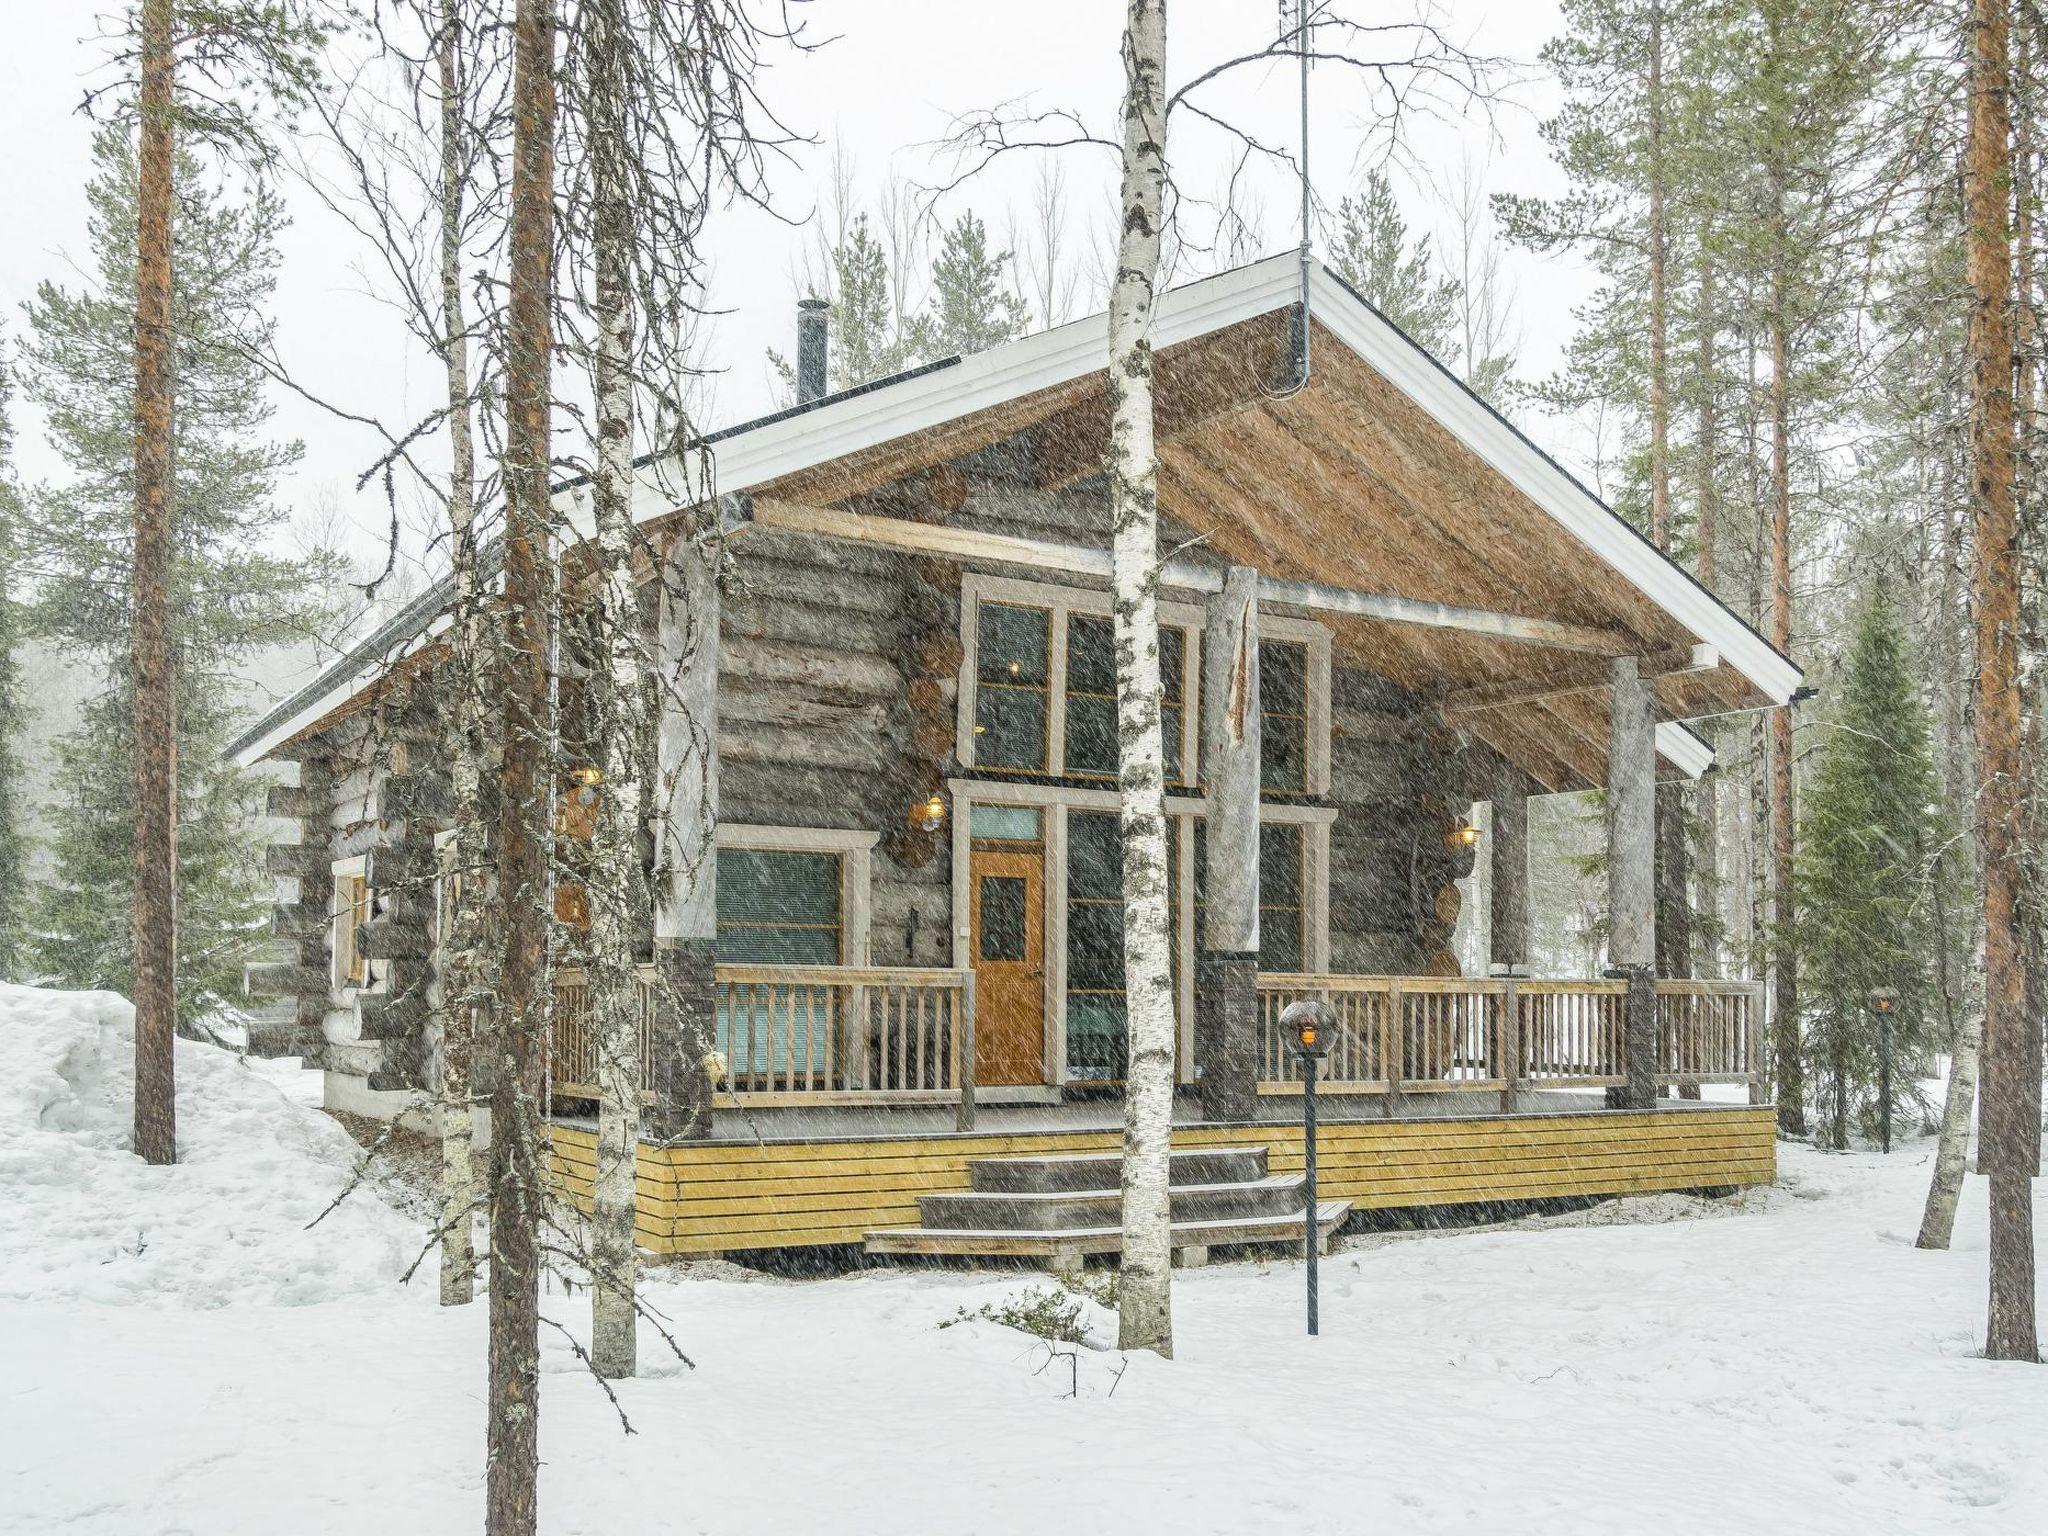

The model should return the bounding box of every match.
[949,778,1334,1086]
[330,854,371,997]
[714,823,877,965]
[958,571,1332,794]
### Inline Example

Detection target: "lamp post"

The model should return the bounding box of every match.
[1870,989,1898,1153]
[1280,998,1334,1336]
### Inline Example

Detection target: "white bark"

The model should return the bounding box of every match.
[586,0,642,1380]
[434,0,479,1310]
[1919,1014,1985,1251]
[1109,0,1175,1360]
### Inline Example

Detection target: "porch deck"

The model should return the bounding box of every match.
[547,1102,1776,1257]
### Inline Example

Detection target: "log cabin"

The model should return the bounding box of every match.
[230,253,1791,1262]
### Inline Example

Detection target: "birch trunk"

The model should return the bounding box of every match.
[434,0,480,1311]
[1108,0,1175,1359]
[1918,1004,1983,1250]
[584,0,643,1381]
[488,0,557,1526]
[1963,0,2039,1363]
[130,0,178,1167]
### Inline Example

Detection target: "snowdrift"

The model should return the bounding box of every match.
[0,984,423,1307]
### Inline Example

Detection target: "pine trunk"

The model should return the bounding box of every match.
[434,0,479,1311]
[130,0,178,1167]
[1964,0,2039,1364]
[1109,0,1175,1360]
[586,0,642,1382]
[488,0,557,1527]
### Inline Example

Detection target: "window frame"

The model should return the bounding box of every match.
[713,824,876,966]
[330,855,372,993]
[958,573,1331,795]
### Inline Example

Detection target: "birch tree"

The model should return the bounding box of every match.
[1107,0,1177,1360]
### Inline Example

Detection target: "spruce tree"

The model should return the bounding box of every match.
[1794,590,1951,1148]
[912,210,1028,359]
[0,339,30,981]
[16,128,335,1027]
[1330,170,1460,359]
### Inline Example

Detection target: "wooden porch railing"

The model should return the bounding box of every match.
[1256,974,1761,1100]
[550,963,977,1125]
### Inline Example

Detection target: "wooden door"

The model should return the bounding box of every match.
[969,846,1046,1086]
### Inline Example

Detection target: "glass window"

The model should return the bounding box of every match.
[1064,613,1186,782]
[979,875,1028,961]
[969,803,1043,842]
[1260,640,1309,792]
[714,849,841,965]
[1065,810,1179,1082]
[1192,820,1306,972]
[333,872,371,987]
[975,603,1050,770]
[715,848,843,1080]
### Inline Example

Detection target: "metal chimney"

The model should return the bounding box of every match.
[796,298,829,404]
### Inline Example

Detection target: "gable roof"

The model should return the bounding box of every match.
[231,251,1798,769]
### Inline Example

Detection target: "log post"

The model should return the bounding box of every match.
[1197,565,1261,1122]
[648,525,720,1141]
[1606,655,1659,1110]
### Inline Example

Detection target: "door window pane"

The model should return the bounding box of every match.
[976,604,1050,769]
[969,803,1042,842]
[1260,640,1309,792]
[979,875,1028,961]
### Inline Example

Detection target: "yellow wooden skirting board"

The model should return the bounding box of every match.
[547,1106,1776,1255]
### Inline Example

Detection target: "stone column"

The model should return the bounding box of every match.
[1488,787,1529,974]
[1605,655,1659,1111]
[648,525,720,1141]
[1198,565,1261,1122]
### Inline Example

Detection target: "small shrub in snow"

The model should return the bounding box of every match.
[942,1284,1088,1344]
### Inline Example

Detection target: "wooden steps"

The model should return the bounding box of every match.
[862,1144,1352,1263]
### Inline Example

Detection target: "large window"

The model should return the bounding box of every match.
[714,846,845,1081]
[974,603,1051,770]
[1064,809,1179,1082]
[714,848,843,965]
[1063,614,1186,782]
[1192,820,1306,973]
[1260,640,1309,793]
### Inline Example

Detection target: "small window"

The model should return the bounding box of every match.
[978,875,1028,961]
[333,871,371,988]
[714,849,842,965]
[975,603,1051,770]
[1259,640,1309,792]
[969,803,1042,843]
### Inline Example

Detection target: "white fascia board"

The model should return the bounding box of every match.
[623,253,1306,524]
[229,609,453,768]
[1303,265,1803,709]
[1655,720,1717,780]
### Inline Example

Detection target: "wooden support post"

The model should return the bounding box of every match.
[1606,656,1659,1111]
[649,527,720,1142]
[1498,978,1521,1115]
[1489,789,1530,974]
[1198,565,1261,1122]
[955,967,977,1132]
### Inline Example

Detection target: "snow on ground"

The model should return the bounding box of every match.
[2,986,2046,1534]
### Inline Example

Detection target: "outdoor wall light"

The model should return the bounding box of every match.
[912,792,947,831]
[1449,820,1481,849]
[570,764,603,788]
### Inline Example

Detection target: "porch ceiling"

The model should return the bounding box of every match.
[755,309,1769,795]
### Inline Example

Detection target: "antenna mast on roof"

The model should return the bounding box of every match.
[1293,0,1312,389]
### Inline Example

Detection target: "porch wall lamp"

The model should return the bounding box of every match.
[1447,819,1481,850]
[570,763,603,788]
[912,792,947,831]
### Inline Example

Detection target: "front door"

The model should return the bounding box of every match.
[969,846,1046,1086]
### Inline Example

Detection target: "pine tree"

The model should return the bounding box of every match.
[0,340,30,981]
[15,128,334,1028]
[1795,590,1952,1148]
[912,211,1029,359]
[1331,170,1460,359]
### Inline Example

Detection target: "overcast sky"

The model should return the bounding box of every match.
[2,1,1598,588]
